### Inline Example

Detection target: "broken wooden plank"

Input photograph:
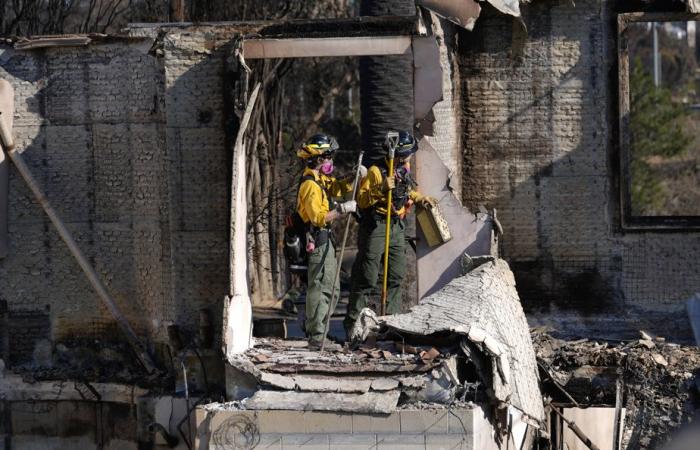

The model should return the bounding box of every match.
[399,376,427,389]
[244,390,400,414]
[260,372,295,390]
[14,35,92,50]
[370,378,400,391]
[243,36,412,59]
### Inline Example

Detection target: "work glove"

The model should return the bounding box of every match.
[337,200,357,214]
[357,165,368,179]
[417,196,438,208]
[381,176,396,193]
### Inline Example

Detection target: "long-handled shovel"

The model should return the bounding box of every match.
[380,132,399,316]
[320,151,364,352]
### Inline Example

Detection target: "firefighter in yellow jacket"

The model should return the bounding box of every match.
[296,134,358,350]
[344,131,436,335]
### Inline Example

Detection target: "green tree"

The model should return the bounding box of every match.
[629,58,692,215]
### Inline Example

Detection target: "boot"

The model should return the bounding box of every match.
[308,336,342,352]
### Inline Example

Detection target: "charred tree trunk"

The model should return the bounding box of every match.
[359,0,415,165]
[359,0,418,307]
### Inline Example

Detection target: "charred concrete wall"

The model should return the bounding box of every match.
[1,400,138,449]
[458,1,700,340]
[422,15,462,196]
[0,30,233,361]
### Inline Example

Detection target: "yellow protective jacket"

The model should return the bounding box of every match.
[357,164,423,217]
[296,167,352,228]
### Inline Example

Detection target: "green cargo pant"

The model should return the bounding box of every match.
[305,239,339,341]
[344,217,406,334]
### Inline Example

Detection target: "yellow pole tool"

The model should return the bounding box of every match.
[380,132,399,316]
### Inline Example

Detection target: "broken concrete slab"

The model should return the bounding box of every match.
[383,258,545,424]
[294,376,372,394]
[224,338,469,413]
[244,390,400,414]
[370,378,400,391]
[260,372,295,390]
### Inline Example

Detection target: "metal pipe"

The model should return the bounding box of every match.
[653,23,661,87]
[181,360,193,448]
[612,377,624,450]
[3,145,157,374]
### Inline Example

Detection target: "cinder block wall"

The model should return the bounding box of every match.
[0,30,234,360]
[458,1,700,340]
[195,407,496,450]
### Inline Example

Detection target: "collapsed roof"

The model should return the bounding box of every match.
[381,257,545,424]
[226,257,544,426]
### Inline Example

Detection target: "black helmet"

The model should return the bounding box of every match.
[297,133,339,160]
[383,130,417,157]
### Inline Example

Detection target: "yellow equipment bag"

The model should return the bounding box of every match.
[417,202,452,247]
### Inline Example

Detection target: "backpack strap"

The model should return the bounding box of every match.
[299,174,324,189]
[298,174,329,205]
[297,174,331,228]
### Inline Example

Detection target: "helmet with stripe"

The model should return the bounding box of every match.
[297,133,339,160]
[382,130,417,157]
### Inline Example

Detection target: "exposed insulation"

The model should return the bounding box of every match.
[384,258,545,423]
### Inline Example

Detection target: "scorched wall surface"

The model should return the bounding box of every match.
[458,1,700,340]
[0,31,233,361]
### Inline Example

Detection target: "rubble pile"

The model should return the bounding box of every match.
[9,338,161,387]
[226,258,545,434]
[228,338,483,414]
[533,329,700,449]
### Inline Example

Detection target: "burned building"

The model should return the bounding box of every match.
[1,0,699,449]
